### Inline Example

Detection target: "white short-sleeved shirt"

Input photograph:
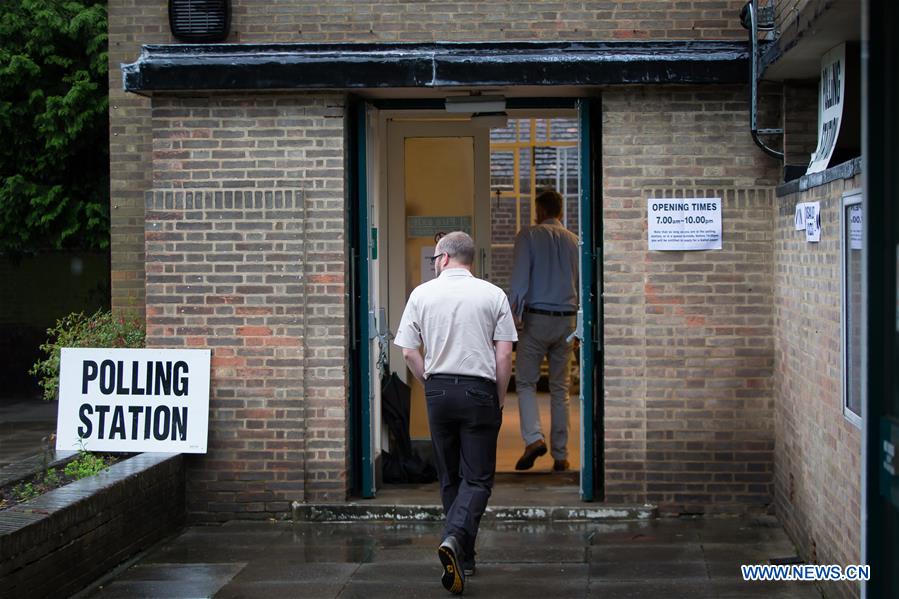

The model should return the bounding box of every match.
[394,268,518,381]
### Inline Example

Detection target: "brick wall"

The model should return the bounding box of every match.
[601,86,781,513]
[783,81,818,168]
[110,0,751,318]
[109,0,171,317]
[146,95,347,518]
[232,0,748,42]
[1,454,184,598]
[774,174,862,599]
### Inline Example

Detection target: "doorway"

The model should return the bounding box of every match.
[352,102,599,501]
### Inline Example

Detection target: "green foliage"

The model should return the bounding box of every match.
[12,482,38,502]
[0,0,109,254]
[64,449,108,480]
[43,467,60,487]
[30,309,145,401]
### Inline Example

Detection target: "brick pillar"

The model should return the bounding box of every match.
[146,95,347,519]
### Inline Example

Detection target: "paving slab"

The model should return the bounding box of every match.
[81,516,831,599]
[87,563,244,599]
[0,398,57,468]
[587,580,717,599]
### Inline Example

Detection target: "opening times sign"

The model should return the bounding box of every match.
[57,348,211,453]
[647,197,722,251]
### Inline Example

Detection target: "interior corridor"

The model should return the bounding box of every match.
[496,391,581,474]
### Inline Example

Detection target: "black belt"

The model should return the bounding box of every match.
[525,307,577,317]
[427,373,495,385]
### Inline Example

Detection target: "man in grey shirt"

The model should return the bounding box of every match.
[395,231,517,595]
[508,190,579,472]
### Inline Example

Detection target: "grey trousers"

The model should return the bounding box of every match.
[515,312,576,460]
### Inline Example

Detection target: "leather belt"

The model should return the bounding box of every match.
[427,373,495,385]
[525,307,577,317]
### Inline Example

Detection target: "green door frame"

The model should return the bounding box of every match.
[349,98,375,498]
[349,97,603,501]
[578,97,603,501]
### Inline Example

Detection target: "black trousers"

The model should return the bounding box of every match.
[425,375,502,560]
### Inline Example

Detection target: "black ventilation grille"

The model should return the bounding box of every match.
[169,0,231,42]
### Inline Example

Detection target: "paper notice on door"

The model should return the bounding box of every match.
[848,203,863,250]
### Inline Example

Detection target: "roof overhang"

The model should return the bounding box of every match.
[761,0,861,80]
[122,41,749,95]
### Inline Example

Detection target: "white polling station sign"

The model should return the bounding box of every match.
[807,44,846,175]
[647,197,722,251]
[56,348,210,453]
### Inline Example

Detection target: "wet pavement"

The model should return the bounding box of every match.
[81,516,826,598]
[0,397,56,468]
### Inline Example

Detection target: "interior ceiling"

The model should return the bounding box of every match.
[763,0,861,81]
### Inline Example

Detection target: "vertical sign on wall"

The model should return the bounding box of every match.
[807,44,846,174]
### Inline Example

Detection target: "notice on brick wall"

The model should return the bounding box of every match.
[793,201,822,242]
[647,198,722,251]
[803,201,821,243]
[56,348,210,453]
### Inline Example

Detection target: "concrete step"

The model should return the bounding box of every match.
[293,502,657,522]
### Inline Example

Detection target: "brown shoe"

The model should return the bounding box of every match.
[552,459,570,472]
[515,439,547,470]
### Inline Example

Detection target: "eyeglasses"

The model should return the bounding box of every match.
[427,253,447,264]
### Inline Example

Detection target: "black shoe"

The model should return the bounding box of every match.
[438,535,465,594]
[463,561,476,577]
[515,439,547,470]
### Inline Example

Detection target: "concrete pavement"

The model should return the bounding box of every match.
[0,396,56,468]
[80,516,827,598]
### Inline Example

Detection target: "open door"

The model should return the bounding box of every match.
[576,99,601,501]
[350,101,378,498]
[386,119,491,442]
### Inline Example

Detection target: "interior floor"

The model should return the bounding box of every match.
[496,391,582,473]
[373,391,582,506]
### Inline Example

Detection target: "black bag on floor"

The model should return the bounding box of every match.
[381,372,437,484]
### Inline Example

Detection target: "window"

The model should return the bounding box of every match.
[842,189,863,426]
[488,117,580,291]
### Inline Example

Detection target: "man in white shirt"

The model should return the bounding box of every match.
[508,190,579,472]
[395,231,517,595]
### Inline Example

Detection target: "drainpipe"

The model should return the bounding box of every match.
[741,0,784,160]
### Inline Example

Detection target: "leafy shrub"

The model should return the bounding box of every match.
[12,482,38,502]
[64,450,109,480]
[43,468,60,487]
[30,309,145,401]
